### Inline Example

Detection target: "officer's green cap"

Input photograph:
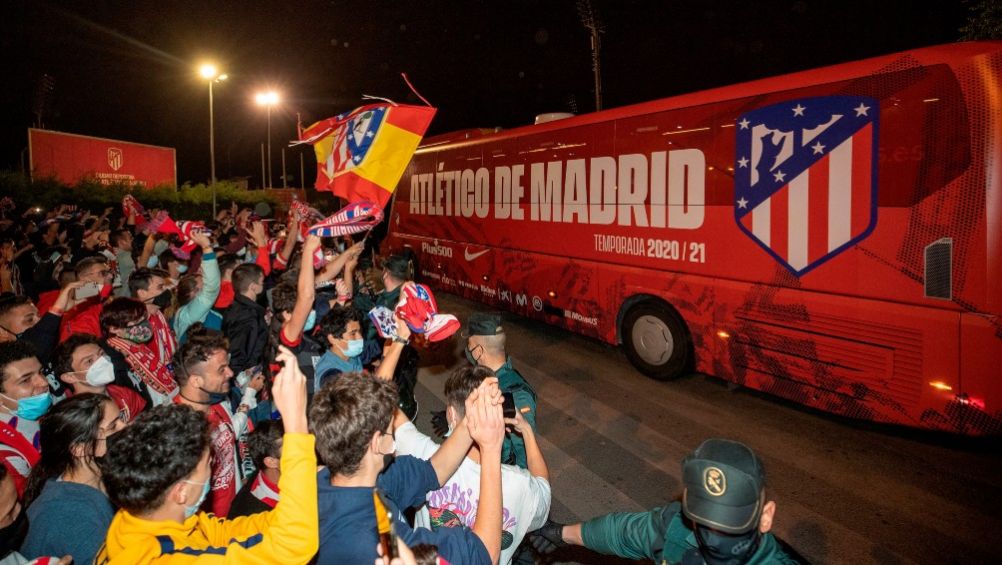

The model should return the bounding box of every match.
[463,312,504,337]
[681,439,765,534]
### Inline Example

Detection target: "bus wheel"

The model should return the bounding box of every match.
[622,301,691,381]
[402,250,419,282]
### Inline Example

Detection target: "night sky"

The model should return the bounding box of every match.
[2,0,972,187]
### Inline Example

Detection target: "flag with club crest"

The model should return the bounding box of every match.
[294,103,436,209]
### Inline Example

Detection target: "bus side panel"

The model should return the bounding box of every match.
[958,314,1002,434]
[708,279,970,431]
[398,231,612,342]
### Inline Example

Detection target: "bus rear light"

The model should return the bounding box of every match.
[716,330,731,339]
[929,381,953,391]
[547,291,557,298]
[956,394,985,410]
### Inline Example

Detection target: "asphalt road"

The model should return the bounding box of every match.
[408,291,1002,565]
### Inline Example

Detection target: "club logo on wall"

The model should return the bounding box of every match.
[108,148,123,171]
[734,96,879,276]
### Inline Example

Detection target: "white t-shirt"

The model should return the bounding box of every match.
[395,422,551,565]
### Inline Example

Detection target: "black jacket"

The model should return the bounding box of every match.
[222,294,268,375]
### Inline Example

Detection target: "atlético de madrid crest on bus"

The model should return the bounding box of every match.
[734,96,879,276]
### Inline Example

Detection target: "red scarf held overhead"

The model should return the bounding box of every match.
[107,336,178,396]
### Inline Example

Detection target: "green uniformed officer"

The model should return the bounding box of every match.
[351,255,419,418]
[532,438,800,564]
[463,312,538,470]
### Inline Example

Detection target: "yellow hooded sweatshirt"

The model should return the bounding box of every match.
[96,433,318,564]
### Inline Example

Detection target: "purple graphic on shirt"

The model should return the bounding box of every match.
[427,482,518,548]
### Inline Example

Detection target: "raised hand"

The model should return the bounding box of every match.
[246,221,268,248]
[303,233,322,255]
[503,407,534,436]
[466,377,505,453]
[189,230,213,251]
[272,346,308,433]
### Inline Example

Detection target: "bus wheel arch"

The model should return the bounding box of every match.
[617,296,693,381]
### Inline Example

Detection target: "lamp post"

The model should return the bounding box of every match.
[254,91,280,188]
[199,64,227,216]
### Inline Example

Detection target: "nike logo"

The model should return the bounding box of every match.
[464,247,490,261]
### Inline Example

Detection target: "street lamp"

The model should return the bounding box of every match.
[199,63,227,216]
[254,91,280,189]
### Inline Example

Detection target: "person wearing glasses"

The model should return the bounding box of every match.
[19,393,127,565]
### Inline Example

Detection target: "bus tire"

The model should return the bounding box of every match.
[402,250,418,282]
[621,300,692,381]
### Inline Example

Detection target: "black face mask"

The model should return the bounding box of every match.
[152,289,173,310]
[0,508,29,558]
[692,525,761,565]
[200,387,229,405]
[465,344,483,367]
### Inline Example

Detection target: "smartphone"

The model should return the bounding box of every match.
[74,282,102,300]
[373,488,398,560]
[502,391,516,419]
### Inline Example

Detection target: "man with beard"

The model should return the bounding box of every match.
[173,330,254,518]
[531,439,798,565]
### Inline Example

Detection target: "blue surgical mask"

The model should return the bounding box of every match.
[1,391,52,421]
[183,478,211,518]
[304,310,317,332]
[177,264,189,274]
[341,338,364,358]
[146,256,159,268]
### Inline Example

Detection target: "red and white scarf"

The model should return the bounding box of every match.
[250,471,280,508]
[107,335,177,396]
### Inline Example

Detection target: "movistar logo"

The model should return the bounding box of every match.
[464,247,490,261]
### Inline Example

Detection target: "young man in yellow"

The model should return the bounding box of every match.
[95,345,316,564]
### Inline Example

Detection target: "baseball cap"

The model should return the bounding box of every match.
[681,439,765,534]
[462,311,504,338]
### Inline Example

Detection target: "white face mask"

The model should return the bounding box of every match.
[83,355,115,386]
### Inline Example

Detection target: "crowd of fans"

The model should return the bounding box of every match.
[0,201,798,564]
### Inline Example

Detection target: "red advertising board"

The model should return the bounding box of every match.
[28,129,176,188]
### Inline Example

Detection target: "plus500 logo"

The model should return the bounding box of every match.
[421,241,454,258]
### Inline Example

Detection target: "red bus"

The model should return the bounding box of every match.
[382,41,1002,435]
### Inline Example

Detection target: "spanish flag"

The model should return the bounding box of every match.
[297,103,436,209]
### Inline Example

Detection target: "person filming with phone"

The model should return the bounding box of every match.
[59,256,114,341]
